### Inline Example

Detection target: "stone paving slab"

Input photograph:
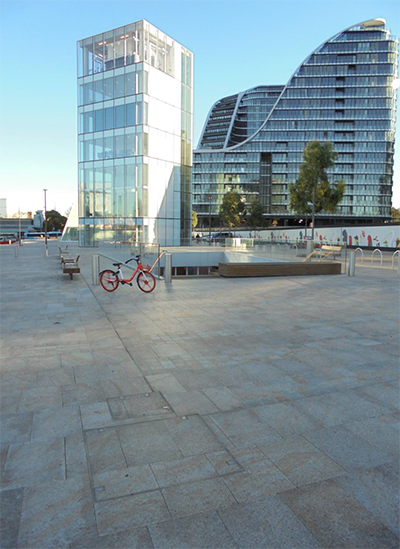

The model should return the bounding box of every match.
[0,241,399,547]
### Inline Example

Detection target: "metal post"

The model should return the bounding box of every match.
[165,253,172,283]
[208,195,212,246]
[348,250,355,276]
[18,209,22,245]
[43,189,48,256]
[14,244,18,257]
[92,254,100,285]
[398,253,400,278]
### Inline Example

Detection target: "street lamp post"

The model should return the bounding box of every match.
[43,189,48,256]
[208,195,212,246]
[18,208,22,246]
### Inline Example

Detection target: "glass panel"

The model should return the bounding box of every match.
[95,80,104,102]
[137,102,143,124]
[115,74,125,98]
[83,38,93,76]
[114,28,125,68]
[137,72,143,93]
[84,167,94,215]
[84,82,93,105]
[95,109,104,132]
[104,77,113,99]
[104,136,114,159]
[78,42,84,78]
[94,167,104,215]
[126,25,139,65]
[126,103,136,125]
[104,31,114,70]
[79,112,84,134]
[84,139,94,161]
[94,36,105,73]
[78,83,84,106]
[94,137,103,160]
[104,166,113,216]
[125,71,135,95]
[126,132,135,155]
[115,134,125,157]
[105,107,114,130]
[115,105,125,128]
[114,165,125,216]
[84,111,94,133]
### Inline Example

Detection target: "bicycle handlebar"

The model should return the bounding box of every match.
[125,255,140,264]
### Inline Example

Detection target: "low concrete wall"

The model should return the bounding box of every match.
[218,261,342,277]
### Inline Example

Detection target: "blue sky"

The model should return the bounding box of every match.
[1,0,399,215]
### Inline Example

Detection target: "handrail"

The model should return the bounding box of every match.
[302,249,321,262]
[354,247,364,264]
[371,249,383,266]
[391,249,400,269]
[149,250,166,273]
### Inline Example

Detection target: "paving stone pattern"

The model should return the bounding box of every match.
[0,241,399,548]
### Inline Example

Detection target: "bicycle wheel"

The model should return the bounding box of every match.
[100,270,119,292]
[137,271,156,293]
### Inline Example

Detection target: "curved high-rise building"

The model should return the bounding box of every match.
[193,19,398,227]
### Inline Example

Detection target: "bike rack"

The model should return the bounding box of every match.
[371,249,383,266]
[391,250,400,269]
[354,247,364,264]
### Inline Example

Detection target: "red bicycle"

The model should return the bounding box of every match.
[99,255,156,293]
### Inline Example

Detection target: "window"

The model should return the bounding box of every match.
[95,110,104,131]
[115,105,125,128]
[126,103,136,126]
[105,107,113,130]
[115,74,125,98]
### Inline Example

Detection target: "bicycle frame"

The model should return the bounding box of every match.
[116,260,144,284]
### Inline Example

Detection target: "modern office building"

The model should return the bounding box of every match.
[77,20,193,246]
[193,19,398,227]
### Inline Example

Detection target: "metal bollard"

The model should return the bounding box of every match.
[164,253,172,283]
[92,254,100,285]
[14,244,18,257]
[306,240,314,262]
[348,250,355,276]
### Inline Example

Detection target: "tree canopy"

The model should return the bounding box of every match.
[219,191,245,230]
[45,210,67,231]
[192,210,198,230]
[247,199,264,231]
[289,141,345,238]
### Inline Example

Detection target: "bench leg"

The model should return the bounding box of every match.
[69,273,73,280]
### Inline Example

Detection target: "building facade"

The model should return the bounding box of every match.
[77,20,193,246]
[193,19,398,227]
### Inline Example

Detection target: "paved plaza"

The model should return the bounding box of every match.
[0,240,399,548]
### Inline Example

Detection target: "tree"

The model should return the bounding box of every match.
[247,199,264,232]
[289,141,345,240]
[45,210,67,231]
[219,191,246,232]
[391,207,400,221]
[192,210,198,230]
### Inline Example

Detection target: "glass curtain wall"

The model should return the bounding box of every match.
[193,19,398,227]
[77,20,193,246]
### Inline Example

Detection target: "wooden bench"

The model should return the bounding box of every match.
[59,245,69,256]
[62,256,80,279]
[218,261,341,277]
[320,245,342,260]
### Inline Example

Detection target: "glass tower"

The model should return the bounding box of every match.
[77,20,193,246]
[193,19,398,226]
